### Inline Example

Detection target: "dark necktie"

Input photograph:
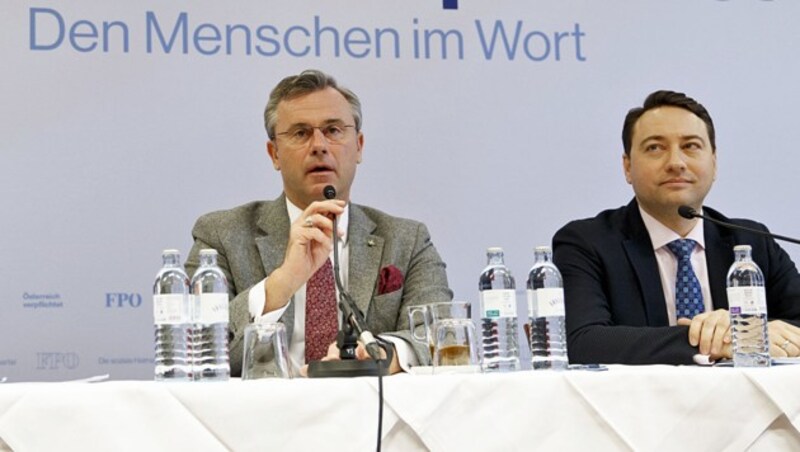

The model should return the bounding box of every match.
[666,238,705,319]
[305,259,338,363]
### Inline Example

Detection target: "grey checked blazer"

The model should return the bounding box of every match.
[185,194,453,376]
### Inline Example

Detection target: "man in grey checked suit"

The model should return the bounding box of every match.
[185,69,452,377]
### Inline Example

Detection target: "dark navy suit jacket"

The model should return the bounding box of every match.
[553,199,800,365]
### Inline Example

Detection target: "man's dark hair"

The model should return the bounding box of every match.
[622,90,715,155]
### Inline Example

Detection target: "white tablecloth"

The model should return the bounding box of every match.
[1,365,799,451]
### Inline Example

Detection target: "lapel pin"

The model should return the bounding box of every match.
[367,239,376,247]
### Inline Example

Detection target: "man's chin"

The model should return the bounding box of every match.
[639,197,700,218]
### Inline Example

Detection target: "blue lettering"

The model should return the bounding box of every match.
[475,20,523,60]
[375,27,400,58]
[424,28,464,60]
[476,20,587,62]
[30,10,128,53]
[255,25,280,56]
[102,21,129,53]
[194,23,221,55]
[523,31,549,62]
[553,31,568,60]
[314,16,339,57]
[106,293,143,308]
[69,20,98,53]
[36,352,80,370]
[572,23,587,61]
[284,25,310,57]
[226,24,252,55]
[413,18,421,59]
[146,11,188,54]
[344,27,370,58]
[29,7,65,51]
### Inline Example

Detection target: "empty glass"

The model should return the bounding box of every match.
[242,322,292,379]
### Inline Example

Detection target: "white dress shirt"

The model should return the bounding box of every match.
[247,198,416,373]
[639,207,714,325]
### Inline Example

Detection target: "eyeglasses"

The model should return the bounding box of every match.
[274,123,355,147]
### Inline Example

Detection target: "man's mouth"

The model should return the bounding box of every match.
[662,178,691,185]
[307,165,334,174]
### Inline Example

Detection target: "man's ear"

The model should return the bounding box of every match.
[623,153,632,184]
[267,141,280,170]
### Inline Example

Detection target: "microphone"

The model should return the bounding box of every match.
[678,205,800,245]
[323,185,336,201]
[324,185,383,361]
[677,205,697,220]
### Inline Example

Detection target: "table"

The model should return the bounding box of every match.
[1,365,799,451]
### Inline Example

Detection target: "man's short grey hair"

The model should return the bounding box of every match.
[264,69,363,140]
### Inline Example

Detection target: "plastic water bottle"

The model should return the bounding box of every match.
[726,245,770,367]
[153,249,192,381]
[190,249,231,381]
[478,247,520,372]
[527,246,569,370]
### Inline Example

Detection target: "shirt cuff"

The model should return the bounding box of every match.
[248,278,288,323]
[693,354,715,366]
[379,335,419,372]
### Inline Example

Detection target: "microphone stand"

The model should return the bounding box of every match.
[307,296,393,378]
[308,200,393,378]
[679,206,800,246]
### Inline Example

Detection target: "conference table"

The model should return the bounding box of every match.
[0,365,799,451]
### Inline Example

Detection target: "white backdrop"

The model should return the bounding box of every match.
[2,0,799,381]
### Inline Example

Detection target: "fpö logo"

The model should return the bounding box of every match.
[105,292,143,308]
[36,352,80,370]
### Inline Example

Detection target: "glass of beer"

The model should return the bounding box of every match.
[432,318,480,373]
[408,301,472,363]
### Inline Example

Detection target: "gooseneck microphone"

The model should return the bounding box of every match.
[678,205,800,245]
[317,186,389,451]
[323,185,383,361]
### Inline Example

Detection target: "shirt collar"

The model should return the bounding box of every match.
[638,205,705,251]
[285,197,349,246]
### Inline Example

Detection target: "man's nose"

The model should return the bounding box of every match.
[665,147,687,171]
[309,128,328,154]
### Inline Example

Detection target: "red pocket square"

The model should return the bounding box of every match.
[378,265,404,295]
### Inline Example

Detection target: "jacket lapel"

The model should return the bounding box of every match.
[254,194,290,276]
[622,200,670,326]
[347,205,383,318]
[253,194,295,334]
[704,218,735,310]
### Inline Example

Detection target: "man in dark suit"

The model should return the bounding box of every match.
[185,70,452,376]
[553,90,800,365]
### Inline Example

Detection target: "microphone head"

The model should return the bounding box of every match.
[323,185,337,200]
[678,205,697,219]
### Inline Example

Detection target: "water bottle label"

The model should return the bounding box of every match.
[726,286,767,315]
[527,288,565,317]
[197,293,230,323]
[153,294,189,324]
[480,289,516,318]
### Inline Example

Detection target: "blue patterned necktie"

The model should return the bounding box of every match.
[666,239,705,319]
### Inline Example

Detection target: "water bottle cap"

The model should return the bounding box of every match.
[162,249,180,255]
[199,249,218,256]
[487,247,504,254]
[733,245,752,252]
[534,246,552,253]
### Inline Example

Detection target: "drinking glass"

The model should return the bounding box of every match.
[242,322,292,379]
